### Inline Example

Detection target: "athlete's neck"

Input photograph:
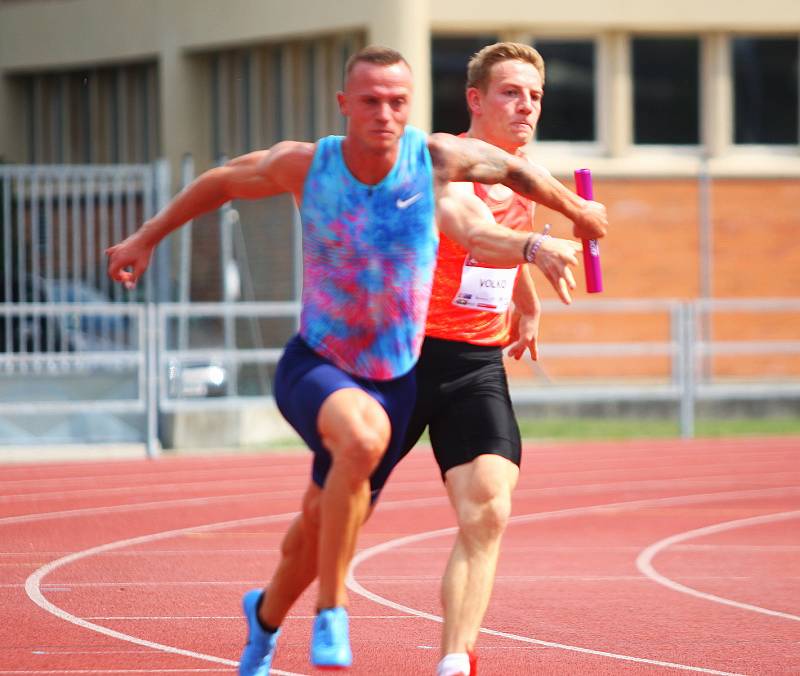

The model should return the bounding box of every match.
[341,136,399,185]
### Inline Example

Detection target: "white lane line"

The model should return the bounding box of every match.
[25,511,307,676]
[511,470,800,500]
[21,493,468,676]
[3,573,756,591]
[0,482,445,526]
[0,477,308,504]
[4,468,792,527]
[21,480,799,675]
[1,438,794,492]
[347,486,800,675]
[0,460,309,491]
[0,492,287,526]
[636,509,800,621]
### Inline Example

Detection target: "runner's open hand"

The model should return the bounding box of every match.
[530,236,581,304]
[507,310,541,361]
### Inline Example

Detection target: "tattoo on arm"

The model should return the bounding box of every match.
[429,133,540,197]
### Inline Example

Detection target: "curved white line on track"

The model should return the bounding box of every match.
[23,484,799,675]
[0,491,283,526]
[346,486,800,675]
[636,509,800,621]
[5,468,794,527]
[25,511,307,676]
[21,494,463,675]
[0,461,310,491]
[0,476,312,503]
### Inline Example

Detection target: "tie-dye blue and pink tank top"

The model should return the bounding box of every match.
[299,125,438,381]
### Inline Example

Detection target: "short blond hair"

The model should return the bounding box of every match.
[467,42,545,91]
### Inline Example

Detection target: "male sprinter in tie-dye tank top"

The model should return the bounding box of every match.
[106,46,607,674]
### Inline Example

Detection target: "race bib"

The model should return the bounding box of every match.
[452,256,518,314]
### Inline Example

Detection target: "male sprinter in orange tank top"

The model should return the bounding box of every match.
[401,42,574,676]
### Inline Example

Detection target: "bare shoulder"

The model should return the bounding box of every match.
[260,141,315,173]
[257,141,316,194]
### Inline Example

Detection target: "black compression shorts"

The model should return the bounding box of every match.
[401,336,522,478]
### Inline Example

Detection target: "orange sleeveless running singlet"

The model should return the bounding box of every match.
[424,179,535,346]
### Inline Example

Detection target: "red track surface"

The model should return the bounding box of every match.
[2,437,799,675]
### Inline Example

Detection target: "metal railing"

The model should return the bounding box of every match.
[0,161,168,454]
[157,300,300,413]
[510,299,692,428]
[2,298,799,453]
[2,162,799,454]
[511,298,800,438]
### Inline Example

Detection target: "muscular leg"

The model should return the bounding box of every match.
[440,454,519,657]
[316,387,391,609]
[241,487,323,675]
[259,483,321,627]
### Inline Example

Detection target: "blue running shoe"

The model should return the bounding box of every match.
[239,589,279,676]
[310,606,352,668]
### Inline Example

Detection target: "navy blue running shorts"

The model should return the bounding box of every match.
[273,334,417,503]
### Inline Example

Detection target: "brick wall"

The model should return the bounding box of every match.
[507,176,800,382]
[186,176,799,383]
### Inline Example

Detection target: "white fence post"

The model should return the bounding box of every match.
[679,302,696,439]
[145,159,171,458]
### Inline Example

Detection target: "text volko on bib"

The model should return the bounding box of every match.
[451,256,519,314]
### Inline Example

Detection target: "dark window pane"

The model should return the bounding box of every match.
[534,40,596,142]
[633,37,699,145]
[431,35,499,134]
[734,38,799,145]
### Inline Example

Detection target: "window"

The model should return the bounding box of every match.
[632,37,700,145]
[532,39,596,142]
[431,35,499,134]
[210,32,363,159]
[733,37,799,145]
[19,63,159,164]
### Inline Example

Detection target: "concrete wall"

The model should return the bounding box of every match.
[3,0,799,175]
[0,0,433,172]
[430,0,800,30]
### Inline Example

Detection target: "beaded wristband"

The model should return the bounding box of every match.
[524,224,552,264]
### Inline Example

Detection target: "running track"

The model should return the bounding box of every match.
[1,437,799,675]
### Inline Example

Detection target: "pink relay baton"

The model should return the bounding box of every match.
[574,168,603,293]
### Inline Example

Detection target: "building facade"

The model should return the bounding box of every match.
[1,0,799,432]
[1,0,799,306]
[1,0,798,179]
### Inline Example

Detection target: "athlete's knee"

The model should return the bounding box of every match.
[334,423,388,479]
[449,457,518,544]
[319,392,391,480]
[457,492,512,543]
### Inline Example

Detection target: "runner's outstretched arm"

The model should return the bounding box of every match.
[106,142,313,289]
[428,133,607,241]
[437,183,581,301]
